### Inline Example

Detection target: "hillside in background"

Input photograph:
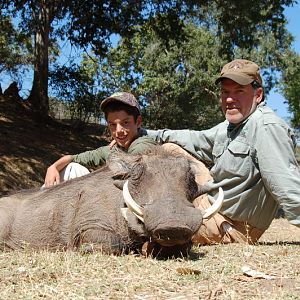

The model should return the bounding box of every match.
[0,93,108,196]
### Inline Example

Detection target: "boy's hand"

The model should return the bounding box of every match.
[44,165,60,187]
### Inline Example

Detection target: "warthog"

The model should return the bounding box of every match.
[0,147,223,257]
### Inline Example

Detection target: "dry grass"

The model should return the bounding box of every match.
[0,219,299,300]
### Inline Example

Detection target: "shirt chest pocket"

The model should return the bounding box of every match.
[212,141,251,178]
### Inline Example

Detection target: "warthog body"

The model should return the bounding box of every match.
[0,148,221,256]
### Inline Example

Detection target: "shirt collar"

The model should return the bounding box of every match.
[227,101,266,133]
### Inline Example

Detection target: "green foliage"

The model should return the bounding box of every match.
[49,57,104,125]
[63,0,146,56]
[209,0,295,55]
[296,146,300,163]
[133,24,225,129]
[94,7,298,129]
[1,0,298,125]
[0,15,32,76]
[85,0,298,130]
[280,51,300,129]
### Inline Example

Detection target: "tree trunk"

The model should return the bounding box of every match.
[28,1,50,119]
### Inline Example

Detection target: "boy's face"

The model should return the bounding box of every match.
[107,110,142,149]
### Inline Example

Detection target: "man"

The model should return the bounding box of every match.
[44,92,157,187]
[146,59,300,244]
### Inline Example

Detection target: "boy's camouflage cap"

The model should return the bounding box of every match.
[100,92,141,113]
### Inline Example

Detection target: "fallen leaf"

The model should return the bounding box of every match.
[176,267,201,275]
[243,251,252,258]
[17,266,26,273]
[242,265,276,280]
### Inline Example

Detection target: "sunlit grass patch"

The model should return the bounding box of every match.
[0,219,299,299]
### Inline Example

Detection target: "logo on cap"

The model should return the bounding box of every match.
[111,92,124,97]
[228,61,243,71]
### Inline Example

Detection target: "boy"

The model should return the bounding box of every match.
[44,92,157,187]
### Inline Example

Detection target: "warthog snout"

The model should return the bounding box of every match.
[152,223,194,246]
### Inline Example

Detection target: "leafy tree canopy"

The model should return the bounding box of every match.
[1,0,298,125]
[49,54,104,125]
[280,51,300,129]
[0,15,32,77]
[96,23,224,129]
[91,2,299,129]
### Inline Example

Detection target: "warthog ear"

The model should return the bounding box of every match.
[109,152,141,180]
[108,154,131,179]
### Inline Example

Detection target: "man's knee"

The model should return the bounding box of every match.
[192,194,254,245]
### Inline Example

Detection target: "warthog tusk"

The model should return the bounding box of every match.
[121,207,129,221]
[203,187,224,219]
[123,180,144,222]
[121,206,145,223]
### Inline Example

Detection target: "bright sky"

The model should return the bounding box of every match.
[267,2,300,122]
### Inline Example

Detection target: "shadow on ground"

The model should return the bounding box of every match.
[0,94,108,195]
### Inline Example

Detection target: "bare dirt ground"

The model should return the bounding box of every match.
[0,93,299,299]
[0,94,108,195]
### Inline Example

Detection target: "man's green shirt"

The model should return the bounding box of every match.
[146,102,300,231]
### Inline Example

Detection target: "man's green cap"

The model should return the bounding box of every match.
[215,59,263,86]
[100,92,141,113]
